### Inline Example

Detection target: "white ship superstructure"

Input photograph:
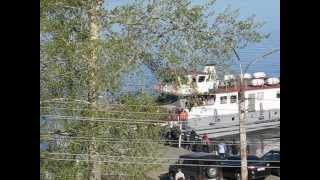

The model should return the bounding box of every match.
[155,64,280,138]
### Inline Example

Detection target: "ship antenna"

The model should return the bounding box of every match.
[243,49,280,74]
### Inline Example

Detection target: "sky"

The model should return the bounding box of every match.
[105,0,280,90]
[192,0,280,76]
[105,0,279,33]
[215,0,280,76]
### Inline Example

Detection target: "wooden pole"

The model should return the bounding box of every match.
[178,114,182,149]
[233,48,279,180]
[261,138,264,156]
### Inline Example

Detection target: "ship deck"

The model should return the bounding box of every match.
[210,84,280,95]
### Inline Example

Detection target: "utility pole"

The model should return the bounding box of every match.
[177,107,182,149]
[233,48,248,180]
[178,116,182,149]
[233,48,279,180]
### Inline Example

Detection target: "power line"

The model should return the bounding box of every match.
[40,88,280,107]
[40,134,280,141]
[41,100,167,108]
[40,114,279,126]
[40,137,279,145]
[39,121,279,130]
[41,100,280,111]
[40,106,170,113]
[40,115,168,123]
[40,106,251,111]
[42,152,280,163]
[40,157,280,169]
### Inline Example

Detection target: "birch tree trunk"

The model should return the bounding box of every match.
[238,78,248,180]
[88,1,103,180]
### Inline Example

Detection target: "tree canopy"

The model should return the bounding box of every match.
[40,0,267,179]
[41,0,267,99]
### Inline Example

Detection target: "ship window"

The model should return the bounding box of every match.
[232,117,235,121]
[198,76,205,82]
[220,96,227,104]
[257,92,264,100]
[230,95,237,103]
[276,91,280,98]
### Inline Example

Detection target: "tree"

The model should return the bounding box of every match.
[104,0,267,82]
[40,0,267,179]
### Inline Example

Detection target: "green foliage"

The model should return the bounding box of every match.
[102,0,267,84]
[41,0,268,178]
[41,93,167,179]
